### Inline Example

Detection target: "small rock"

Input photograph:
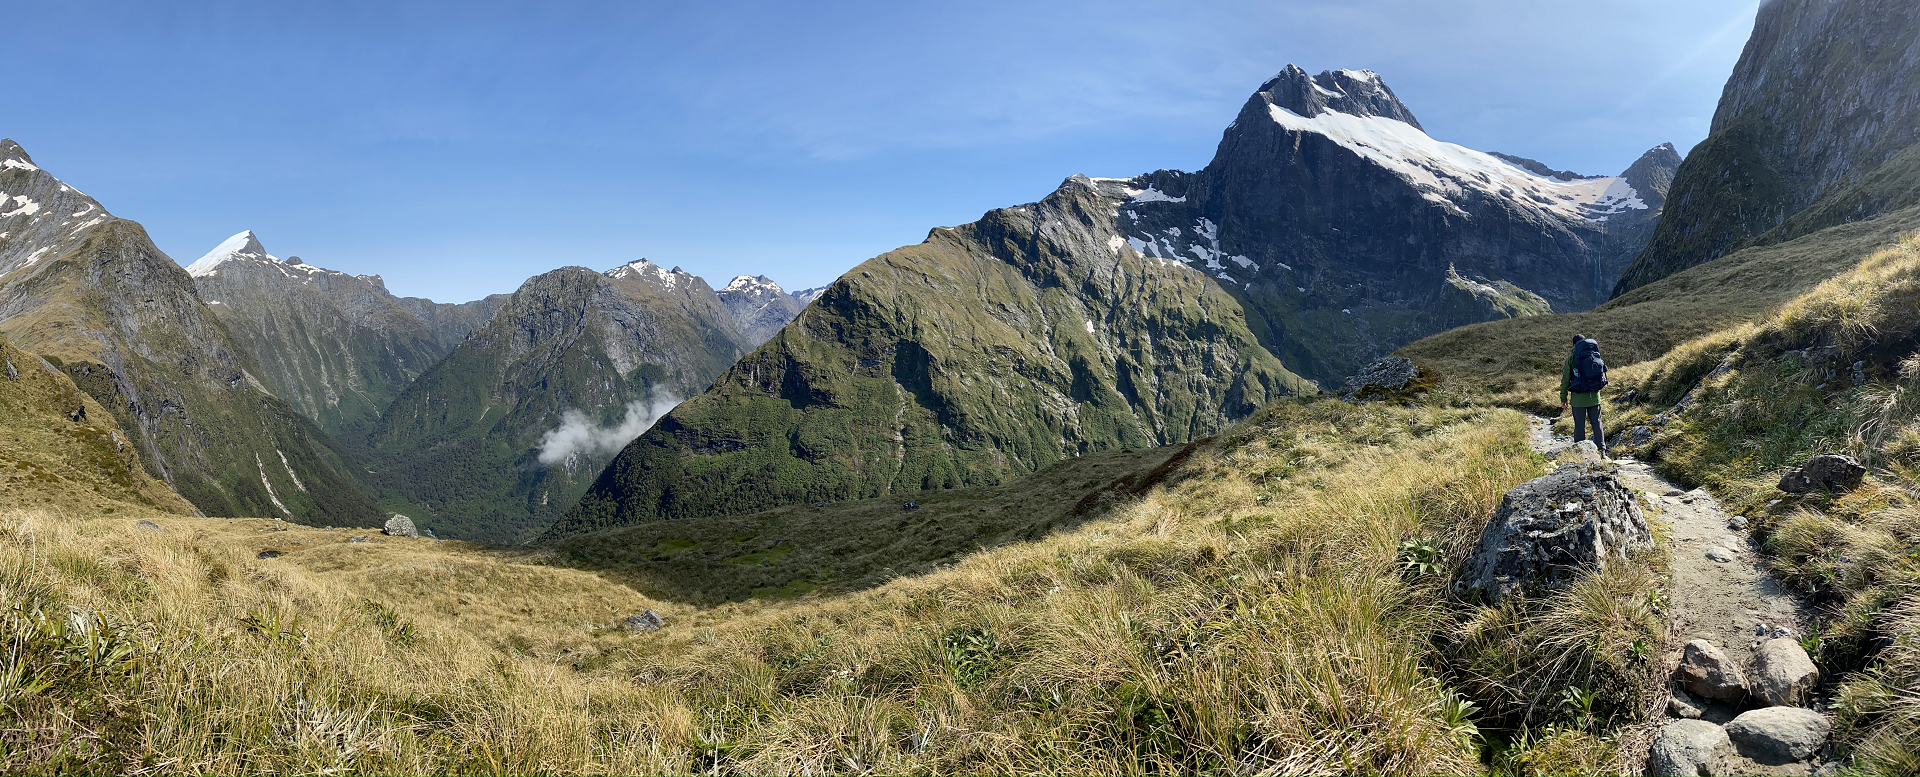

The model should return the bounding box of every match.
[422,528,438,540]
[1752,638,1821,707]
[1676,639,1748,703]
[134,520,164,534]
[383,514,420,538]
[257,550,280,559]
[1728,516,1748,530]
[349,536,369,544]
[1649,719,1729,776]
[623,610,665,633]
[1665,489,1684,497]
[1668,689,1704,719]
[1559,440,1604,463]
[1706,546,1737,562]
[1777,454,1866,494]
[1726,707,1830,764]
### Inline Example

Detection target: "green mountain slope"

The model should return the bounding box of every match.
[549,176,1304,537]
[1613,0,1920,295]
[0,142,382,524]
[365,262,750,541]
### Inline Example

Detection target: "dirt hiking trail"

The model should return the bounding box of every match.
[1526,418,1838,776]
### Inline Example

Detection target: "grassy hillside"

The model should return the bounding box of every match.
[1592,233,1920,775]
[2,390,1678,774]
[545,444,1188,604]
[1400,206,1920,411]
[0,334,195,516]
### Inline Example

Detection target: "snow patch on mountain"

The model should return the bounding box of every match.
[186,231,273,277]
[1265,103,1628,222]
[1,196,40,218]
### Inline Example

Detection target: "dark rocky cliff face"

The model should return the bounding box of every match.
[189,233,470,436]
[547,66,1673,538]
[0,141,382,525]
[365,261,750,541]
[1614,0,1920,295]
[1118,65,1675,381]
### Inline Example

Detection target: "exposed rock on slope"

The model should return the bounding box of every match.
[188,231,486,436]
[717,274,805,346]
[0,140,382,524]
[550,175,1304,536]
[1614,0,1920,295]
[366,261,750,541]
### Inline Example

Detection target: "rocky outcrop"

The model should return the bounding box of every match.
[367,262,751,541]
[623,610,665,632]
[1725,707,1831,765]
[1752,637,1821,707]
[1339,357,1423,402]
[1777,453,1866,493]
[1615,0,1920,295]
[0,141,382,525]
[1456,462,1651,602]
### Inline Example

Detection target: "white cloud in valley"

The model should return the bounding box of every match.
[536,395,679,467]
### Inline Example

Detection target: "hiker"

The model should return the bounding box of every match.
[1561,334,1608,452]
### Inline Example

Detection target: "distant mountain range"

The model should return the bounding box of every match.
[549,66,1678,537]
[1,62,1684,542]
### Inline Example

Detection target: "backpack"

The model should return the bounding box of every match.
[1569,338,1608,393]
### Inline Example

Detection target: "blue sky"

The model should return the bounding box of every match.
[4,0,1758,303]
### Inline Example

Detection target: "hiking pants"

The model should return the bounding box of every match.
[1573,405,1603,448]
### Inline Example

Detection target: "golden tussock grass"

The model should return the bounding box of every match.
[2,399,1606,775]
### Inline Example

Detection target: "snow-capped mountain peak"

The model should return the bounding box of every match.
[1247,67,1642,223]
[185,231,354,282]
[604,258,689,290]
[722,274,785,295]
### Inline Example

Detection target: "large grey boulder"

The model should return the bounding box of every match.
[1725,707,1830,764]
[623,610,665,633]
[1676,639,1749,703]
[1455,462,1650,602]
[1777,454,1866,494]
[382,514,419,538]
[1339,357,1422,402]
[1648,719,1729,776]
[1752,638,1821,707]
